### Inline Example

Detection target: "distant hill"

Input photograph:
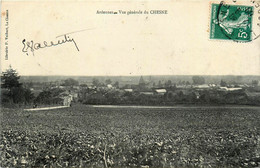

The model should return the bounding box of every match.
[19,75,260,85]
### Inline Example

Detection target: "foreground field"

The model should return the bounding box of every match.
[1,105,260,167]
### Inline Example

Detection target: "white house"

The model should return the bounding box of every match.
[62,95,73,106]
[219,87,242,91]
[124,89,133,92]
[195,84,210,89]
[155,89,167,95]
[140,92,154,95]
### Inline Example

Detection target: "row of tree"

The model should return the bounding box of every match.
[79,89,260,106]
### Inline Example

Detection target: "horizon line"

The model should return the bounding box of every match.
[19,74,260,77]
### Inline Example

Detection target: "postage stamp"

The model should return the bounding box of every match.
[210,2,254,42]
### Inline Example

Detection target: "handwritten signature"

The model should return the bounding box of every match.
[22,29,92,55]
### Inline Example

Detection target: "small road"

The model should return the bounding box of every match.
[24,106,69,111]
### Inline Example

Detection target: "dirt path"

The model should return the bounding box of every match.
[90,105,260,109]
[24,106,69,111]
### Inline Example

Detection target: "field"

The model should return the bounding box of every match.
[1,105,260,167]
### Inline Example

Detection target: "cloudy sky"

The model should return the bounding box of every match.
[1,0,260,76]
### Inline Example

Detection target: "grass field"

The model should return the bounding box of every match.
[1,104,260,167]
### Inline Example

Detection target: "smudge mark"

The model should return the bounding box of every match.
[1,11,6,17]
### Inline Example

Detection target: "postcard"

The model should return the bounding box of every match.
[1,0,260,167]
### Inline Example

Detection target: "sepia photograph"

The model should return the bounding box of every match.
[1,0,260,167]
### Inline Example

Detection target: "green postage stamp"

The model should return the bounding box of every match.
[210,2,254,42]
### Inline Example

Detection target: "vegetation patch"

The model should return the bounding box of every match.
[1,105,260,167]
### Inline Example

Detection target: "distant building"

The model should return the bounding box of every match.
[140,91,154,95]
[227,87,242,91]
[107,84,115,89]
[73,86,80,90]
[138,76,153,89]
[209,84,216,87]
[155,89,167,95]
[139,76,146,89]
[62,95,73,106]
[72,93,78,99]
[195,84,210,89]
[124,89,133,92]
[219,87,242,91]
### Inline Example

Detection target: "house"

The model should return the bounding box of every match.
[176,85,187,89]
[155,89,167,95]
[227,87,242,91]
[62,95,73,106]
[124,89,133,92]
[59,90,73,106]
[219,87,242,91]
[58,86,66,89]
[140,92,154,95]
[73,86,80,90]
[195,84,210,89]
[71,92,78,99]
[209,84,216,87]
[107,84,115,89]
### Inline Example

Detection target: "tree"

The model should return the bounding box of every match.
[35,90,52,104]
[105,79,112,85]
[1,66,22,89]
[1,66,34,104]
[23,81,33,89]
[24,88,35,104]
[236,76,243,83]
[63,78,79,86]
[1,67,22,103]
[165,80,172,88]
[113,81,119,88]
[252,80,259,87]
[158,80,162,87]
[92,78,100,87]
[192,76,205,85]
[220,80,227,87]
[13,87,35,104]
[35,88,64,105]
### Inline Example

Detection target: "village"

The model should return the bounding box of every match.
[23,76,260,107]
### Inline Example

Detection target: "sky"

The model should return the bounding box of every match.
[1,0,260,76]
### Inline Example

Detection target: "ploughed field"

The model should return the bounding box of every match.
[1,105,260,167]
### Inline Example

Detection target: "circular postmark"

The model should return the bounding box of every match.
[214,0,260,43]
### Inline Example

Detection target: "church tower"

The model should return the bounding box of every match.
[139,76,146,89]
